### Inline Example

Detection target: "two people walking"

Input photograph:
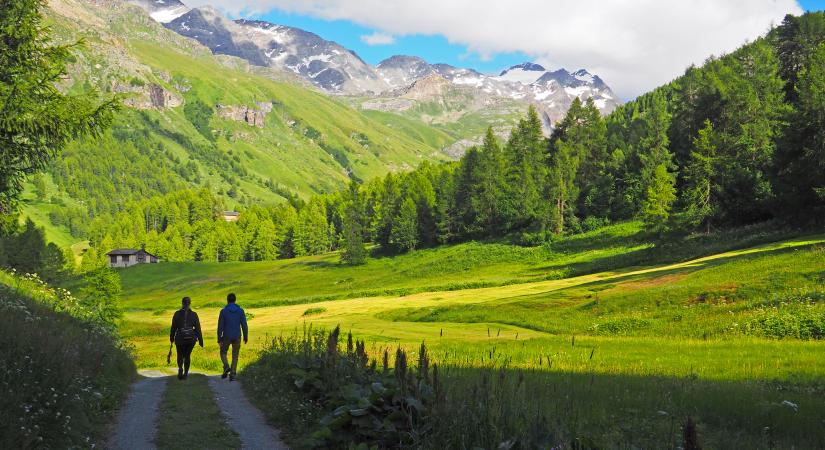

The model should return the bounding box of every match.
[169,293,248,381]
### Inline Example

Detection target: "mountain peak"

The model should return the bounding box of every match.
[377,55,429,68]
[127,0,189,23]
[499,62,546,76]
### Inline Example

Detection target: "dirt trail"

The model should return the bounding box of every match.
[208,376,289,450]
[106,370,168,450]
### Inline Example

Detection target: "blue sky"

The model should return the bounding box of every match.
[186,0,825,96]
[248,1,823,77]
[252,9,530,74]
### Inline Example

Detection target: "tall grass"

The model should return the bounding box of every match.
[0,270,134,448]
[244,328,825,449]
[244,326,559,449]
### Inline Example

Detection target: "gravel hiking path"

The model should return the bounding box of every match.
[106,370,169,450]
[208,376,289,450]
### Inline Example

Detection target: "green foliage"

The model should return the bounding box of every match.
[0,273,134,449]
[295,199,332,257]
[32,174,47,201]
[245,328,556,449]
[183,95,215,142]
[391,198,418,252]
[641,164,677,232]
[341,182,367,265]
[303,307,327,316]
[79,267,123,327]
[0,0,115,215]
[0,218,69,283]
[774,42,825,219]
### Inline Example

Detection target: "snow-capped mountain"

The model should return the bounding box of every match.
[127,0,189,23]
[233,19,389,94]
[371,57,619,129]
[376,55,439,88]
[129,0,619,129]
[156,6,388,94]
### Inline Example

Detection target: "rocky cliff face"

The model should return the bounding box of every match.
[216,102,273,128]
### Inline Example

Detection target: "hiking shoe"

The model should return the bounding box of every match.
[229,374,235,382]
[183,372,188,380]
[177,369,183,380]
[221,366,230,379]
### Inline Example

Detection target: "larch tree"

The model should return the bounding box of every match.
[0,0,116,226]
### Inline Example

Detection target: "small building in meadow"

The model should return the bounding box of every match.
[106,249,159,268]
[222,211,240,222]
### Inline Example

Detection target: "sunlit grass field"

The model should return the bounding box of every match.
[118,224,825,448]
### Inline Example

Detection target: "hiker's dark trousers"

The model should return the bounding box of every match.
[176,342,195,373]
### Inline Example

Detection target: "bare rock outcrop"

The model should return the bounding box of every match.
[216,102,273,128]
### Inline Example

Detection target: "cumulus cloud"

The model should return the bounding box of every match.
[184,0,803,97]
[360,32,396,45]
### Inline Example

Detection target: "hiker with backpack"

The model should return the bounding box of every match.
[169,296,203,380]
[217,293,248,381]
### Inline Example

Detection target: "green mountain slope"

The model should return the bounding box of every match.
[40,0,454,220]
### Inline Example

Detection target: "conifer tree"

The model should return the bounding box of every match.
[434,169,457,244]
[476,127,507,236]
[453,147,483,238]
[680,120,718,231]
[774,43,825,218]
[294,199,331,256]
[642,164,677,233]
[341,181,367,265]
[391,197,418,252]
[375,174,400,249]
[0,0,116,218]
[503,106,547,232]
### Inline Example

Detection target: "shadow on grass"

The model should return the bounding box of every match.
[433,364,825,449]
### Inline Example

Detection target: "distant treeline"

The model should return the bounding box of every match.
[76,12,825,264]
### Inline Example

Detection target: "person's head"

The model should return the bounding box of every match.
[227,293,236,304]
[182,296,191,309]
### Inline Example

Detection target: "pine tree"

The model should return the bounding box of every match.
[680,120,718,231]
[32,174,47,201]
[774,43,825,218]
[79,268,122,327]
[547,139,579,234]
[642,164,677,233]
[294,199,331,256]
[434,169,457,244]
[391,197,418,252]
[0,0,116,216]
[453,147,483,239]
[634,92,677,223]
[341,181,367,265]
[503,106,547,232]
[375,174,400,249]
[476,127,506,236]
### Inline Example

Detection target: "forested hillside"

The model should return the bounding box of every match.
[20,0,456,248]
[81,12,825,265]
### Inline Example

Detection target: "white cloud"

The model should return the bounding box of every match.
[185,0,804,98]
[360,31,395,46]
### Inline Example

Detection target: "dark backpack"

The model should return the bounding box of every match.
[176,310,198,345]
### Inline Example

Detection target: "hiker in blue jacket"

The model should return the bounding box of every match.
[217,293,248,381]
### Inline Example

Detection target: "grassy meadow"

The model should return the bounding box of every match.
[116,223,825,448]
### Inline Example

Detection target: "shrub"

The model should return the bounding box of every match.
[742,291,825,340]
[0,273,134,448]
[303,307,327,316]
[244,327,558,449]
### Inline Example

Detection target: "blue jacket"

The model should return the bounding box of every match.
[217,303,248,342]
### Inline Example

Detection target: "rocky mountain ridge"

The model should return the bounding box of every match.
[127,0,620,129]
